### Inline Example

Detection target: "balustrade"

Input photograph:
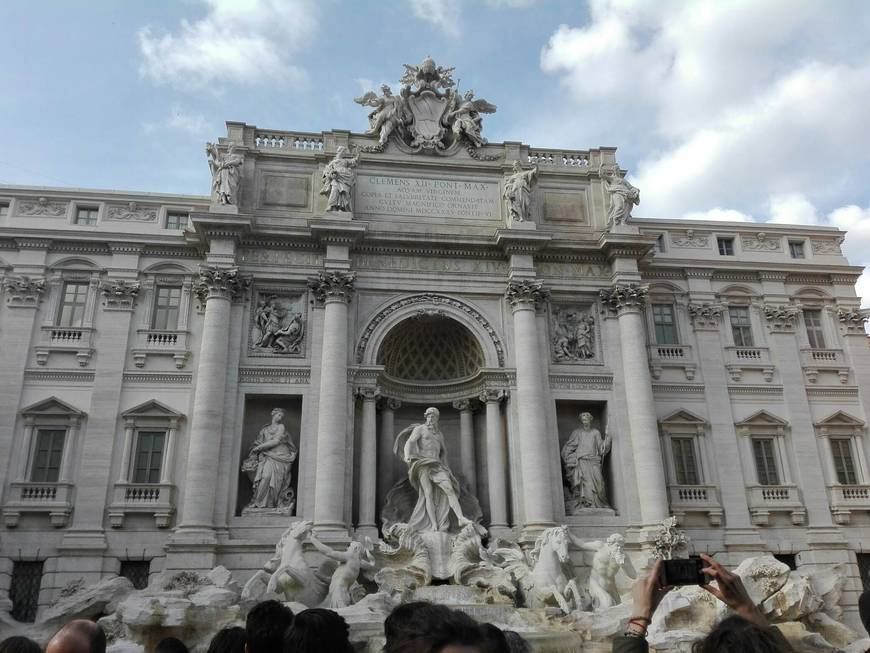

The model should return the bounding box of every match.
[747,484,805,526]
[109,482,175,529]
[254,131,324,151]
[2,482,73,528]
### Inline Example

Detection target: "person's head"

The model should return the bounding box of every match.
[155,637,189,653]
[245,600,294,653]
[384,603,486,653]
[859,590,870,636]
[271,408,285,424]
[693,615,793,653]
[464,90,474,101]
[0,636,41,653]
[283,609,352,653]
[381,84,392,96]
[45,620,106,653]
[512,160,522,173]
[579,412,593,428]
[502,631,531,653]
[424,407,440,426]
[480,624,508,653]
[206,627,246,653]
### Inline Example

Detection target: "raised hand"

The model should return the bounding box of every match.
[699,553,768,626]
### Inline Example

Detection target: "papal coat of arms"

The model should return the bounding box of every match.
[354,57,497,158]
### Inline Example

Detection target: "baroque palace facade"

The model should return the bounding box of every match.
[1,60,870,627]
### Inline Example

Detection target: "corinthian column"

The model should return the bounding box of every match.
[176,266,249,536]
[600,284,668,524]
[453,399,477,495]
[505,280,557,534]
[355,386,379,538]
[480,389,509,532]
[309,271,355,532]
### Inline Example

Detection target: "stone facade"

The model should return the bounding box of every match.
[0,108,869,630]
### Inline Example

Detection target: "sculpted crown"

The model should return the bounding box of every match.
[599,284,649,312]
[193,266,251,303]
[308,271,356,304]
[505,279,549,308]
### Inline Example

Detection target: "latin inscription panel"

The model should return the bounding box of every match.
[356,174,500,220]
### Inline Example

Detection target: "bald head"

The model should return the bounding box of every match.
[45,620,106,653]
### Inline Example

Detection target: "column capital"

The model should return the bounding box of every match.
[759,303,800,333]
[836,307,870,335]
[378,397,402,411]
[192,265,251,304]
[687,302,726,331]
[452,398,478,412]
[479,388,508,404]
[99,279,141,311]
[505,279,549,311]
[308,270,355,305]
[354,386,381,402]
[600,283,648,314]
[2,275,45,307]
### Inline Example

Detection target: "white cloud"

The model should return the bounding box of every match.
[142,105,211,136]
[138,0,317,90]
[767,193,819,225]
[406,0,461,38]
[827,204,870,308]
[539,0,870,220]
[485,0,540,6]
[680,208,754,223]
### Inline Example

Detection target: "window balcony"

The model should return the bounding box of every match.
[723,346,775,382]
[827,484,870,525]
[34,326,94,367]
[131,329,191,369]
[2,481,74,528]
[108,482,175,529]
[667,484,723,526]
[800,348,850,384]
[746,484,805,526]
[647,344,696,380]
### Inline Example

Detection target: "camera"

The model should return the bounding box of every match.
[660,557,707,586]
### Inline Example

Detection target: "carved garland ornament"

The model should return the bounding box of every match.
[17,197,67,217]
[355,293,505,367]
[741,232,780,252]
[2,275,45,306]
[192,266,251,304]
[599,284,649,312]
[307,271,356,304]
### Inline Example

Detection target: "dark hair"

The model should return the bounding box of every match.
[155,637,189,653]
[502,631,531,653]
[206,627,246,653]
[860,590,870,635]
[283,608,353,653]
[481,624,509,653]
[384,603,485,653]
[0,636,42,653]
[693,615,794,653]
[246,599,294,653]
[48,620,106,653]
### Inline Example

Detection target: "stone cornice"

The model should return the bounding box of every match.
[15,237,52,250]
[307,270,355,304]
[597,232,655,261]
[238,367,310,384]
[189,213,253,242]
[308,219,367,246]
[108,242,145,255]
[495,229,553,255]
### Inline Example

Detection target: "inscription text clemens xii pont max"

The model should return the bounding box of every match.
[356,174,500,220]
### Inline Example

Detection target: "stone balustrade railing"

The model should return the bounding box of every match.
[800,348,844,365]
[254,131,324,151]
[827,484,870,524]
[747,484,805,526]
[132,329,191,369]
[527,148,590,167]
[2,482,74,528]
[109,482,175,529]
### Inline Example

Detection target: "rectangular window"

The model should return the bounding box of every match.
[652,304,678,344]
[30,429,65,483]
[671,437,700,485]
[120,560,151,590]
[10,561,44,623]
[804,309,826,349]
[729,307,755,347]
[58,281,89,327]
[717,237,734,256]
[858,553,870,591]
[789,241,805,259]
[830,438,858,485]
[152,286,182,330]
[0,202,9,217]
[752,437,781,486]
[133,431,166,484]
[165,212,188,230]
[74,206,98,225]
[655,234,666,253]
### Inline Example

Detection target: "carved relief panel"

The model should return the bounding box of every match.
[550,304,598,363]
[249,288,307,357]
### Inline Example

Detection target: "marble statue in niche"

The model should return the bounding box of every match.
[503,161,538,223]
[206,141,244,205]
[602,166,639,228]
[241,408,297,513]
[551,306,595,361]
[381,407,482,534]
[561,412,612,512]
[252,294,305,354]
[320,146,359,212]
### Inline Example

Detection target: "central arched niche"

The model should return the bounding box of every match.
[377,314,485,382]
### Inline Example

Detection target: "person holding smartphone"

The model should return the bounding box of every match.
[613,555,794,652]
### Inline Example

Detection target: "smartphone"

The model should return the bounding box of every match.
[660,557,706,586]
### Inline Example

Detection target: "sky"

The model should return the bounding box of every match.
[1,0,870,301]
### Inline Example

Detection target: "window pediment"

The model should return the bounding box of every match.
[736,409,788,436]
[20,397,85,419]
[121,400,184,425]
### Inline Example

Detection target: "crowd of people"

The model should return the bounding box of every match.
[1,554,868,653]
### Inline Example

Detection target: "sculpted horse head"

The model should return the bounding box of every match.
[531,526,570,567]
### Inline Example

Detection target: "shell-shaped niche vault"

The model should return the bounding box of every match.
[377,315,485,381]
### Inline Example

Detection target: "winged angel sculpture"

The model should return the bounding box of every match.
[354,57,497,157]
